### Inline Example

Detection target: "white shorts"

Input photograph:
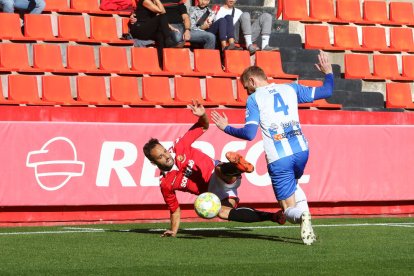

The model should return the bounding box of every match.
[208,172,241,201]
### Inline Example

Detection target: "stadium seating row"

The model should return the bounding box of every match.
[0,74,244,106]
[0,74,343,109]
[344,53,414,80]
[305,24,414,53]
[0,44,297,79]
[44,0,131,15]
[283,0,414,26]
[0,13,131,45]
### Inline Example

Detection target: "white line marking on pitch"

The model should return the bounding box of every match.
[149,222,414,232]
[0,222,413,236]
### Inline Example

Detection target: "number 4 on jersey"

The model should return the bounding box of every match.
[273,94,289,115]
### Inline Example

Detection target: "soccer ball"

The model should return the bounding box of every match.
[194,192,221,219]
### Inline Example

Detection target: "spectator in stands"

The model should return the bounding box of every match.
[215,0,276,55]
[128,0,178,67]
[0,0,45,14]
[211,51,334,245]
[161,0,191,47]
[190,0,242,51]
[143,100,286,237]
[187,0,216,49]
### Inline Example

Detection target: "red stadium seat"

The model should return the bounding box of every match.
[282,0,318,22]
[363,0,392,25]
[33,44,78,73]
[336,0,365,24]
[224,50,251,76]
[402,55,414,79]
[42,75,86,105]
[193,49,236,77]
[24,14,67,42]
[361,26,394,52]
[344,54,377,79]
[130,47,170,75]
[44,0,72,12]
[255,51,298,79]
[90,16,133,45]
[71,0,130,15]
[8,75,56,105]
[0,43,43,73]
[70,0,108,14]
[77,76,126,106]
[99,46,137,75]
[386,82,414,110]
[389,2,414,26]
[0,13,32,41]
[304,25,336,50]
[333,25,364,51]
[205,78,244,106]
[309,0,341,23]
[141,76,187,106]
[57,15,100,43]
[372,54,410,80]
[236,79,248,104]
[389,28,414,53]
[163,48,204,76]
[66,45,104,74]
[0,77,19,105]
[109,76,156,106]
[174,77,217,106]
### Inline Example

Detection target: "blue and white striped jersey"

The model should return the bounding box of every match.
[245,82,316,164]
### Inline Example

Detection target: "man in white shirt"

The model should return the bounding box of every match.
[214,0,275,55]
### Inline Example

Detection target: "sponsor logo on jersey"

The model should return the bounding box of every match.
[181,159,195,188]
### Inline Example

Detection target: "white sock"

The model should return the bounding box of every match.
[295,185,309,212]
[244,35,252,47]
[284,206,304,224]
[261,35,270,49]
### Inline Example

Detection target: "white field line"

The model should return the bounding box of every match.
[0,222,413,236]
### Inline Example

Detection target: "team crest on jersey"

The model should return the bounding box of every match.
[177,155,184,162]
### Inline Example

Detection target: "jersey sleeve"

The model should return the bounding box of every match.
[175,122,205,151]
[245,95,260,125]
[178,3,188,15]
[160,178,180,213]
[288,83,315,103]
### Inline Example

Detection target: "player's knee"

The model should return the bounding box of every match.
[241,12,251,21]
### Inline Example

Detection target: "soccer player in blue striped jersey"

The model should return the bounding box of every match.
[212,51,334,245]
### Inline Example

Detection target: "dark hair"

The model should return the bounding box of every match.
[240,66,267,84]
[143,138,161,161]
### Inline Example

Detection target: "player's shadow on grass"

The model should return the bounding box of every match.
[113,228,302,245]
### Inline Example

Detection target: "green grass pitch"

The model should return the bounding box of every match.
[0,217,413,275]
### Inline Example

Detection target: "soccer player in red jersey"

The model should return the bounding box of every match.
[143,100,285,237]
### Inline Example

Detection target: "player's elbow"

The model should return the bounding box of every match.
[245,132,256,141]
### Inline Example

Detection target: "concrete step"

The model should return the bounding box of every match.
[282,62,341,79]
[269,33,302,48]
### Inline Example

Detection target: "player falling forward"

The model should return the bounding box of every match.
[143,100,285,237]
[212,51,334,245]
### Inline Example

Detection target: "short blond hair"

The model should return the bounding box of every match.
[240,66,267,84]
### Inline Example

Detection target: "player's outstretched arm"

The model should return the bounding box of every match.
[189,99,208,131]
[313,51,334,100]
[211,110,228,131]
[315,50,333,75]
[211,110,258,141]
[161,207,181,237]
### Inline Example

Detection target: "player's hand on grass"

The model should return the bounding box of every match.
[160,230,176,237]
[211,111,228,131]
[315,50,333,75]
[189,99,205,117]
